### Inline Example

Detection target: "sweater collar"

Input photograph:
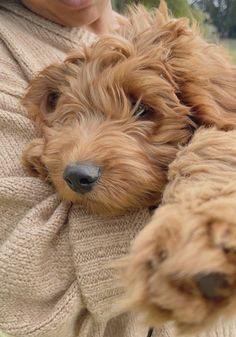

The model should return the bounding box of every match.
[0,0,96,43]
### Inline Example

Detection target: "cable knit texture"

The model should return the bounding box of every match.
[1,2,236,337]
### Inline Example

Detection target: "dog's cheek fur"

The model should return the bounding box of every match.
[21,138,48,179]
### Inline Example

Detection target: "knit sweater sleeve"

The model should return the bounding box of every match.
[0,39,87,337]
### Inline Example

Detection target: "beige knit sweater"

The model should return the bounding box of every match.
[0,2,236,337]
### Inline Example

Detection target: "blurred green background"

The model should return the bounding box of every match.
[112,0,236,63]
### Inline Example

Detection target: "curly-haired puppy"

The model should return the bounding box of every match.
[22,1,236,333]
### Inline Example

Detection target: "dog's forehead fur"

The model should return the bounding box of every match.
[62,49,175,120]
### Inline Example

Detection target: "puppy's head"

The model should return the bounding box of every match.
[22,2,236,214]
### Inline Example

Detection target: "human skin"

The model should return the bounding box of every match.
[21,0,119,34]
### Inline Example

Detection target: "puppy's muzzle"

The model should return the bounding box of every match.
[63,163,100,194]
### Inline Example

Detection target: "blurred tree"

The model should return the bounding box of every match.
[191,0,236,38]
[112,0,192,18]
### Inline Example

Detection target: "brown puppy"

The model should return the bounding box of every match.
[22,1,236,333]
[22,2,236,214]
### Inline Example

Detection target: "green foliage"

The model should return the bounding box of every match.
[191,0,236,38]
[221,39,236,63]
[112,0,193,18]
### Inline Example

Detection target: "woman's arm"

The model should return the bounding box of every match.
[0,38,86,337]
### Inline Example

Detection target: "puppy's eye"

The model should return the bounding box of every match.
[134,102,151,118]
[130,96,152,119]
[46,91,60,112]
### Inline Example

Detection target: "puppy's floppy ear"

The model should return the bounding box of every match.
[175,47,236,130]
[21,138,47,179]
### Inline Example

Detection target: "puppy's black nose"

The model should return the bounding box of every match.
[63,163,100,194]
